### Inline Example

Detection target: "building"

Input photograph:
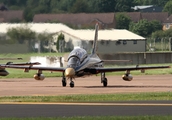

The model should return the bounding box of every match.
[0,23,146,53]
[0,23,72,53]
[33,12,169,29]
[163,15,172,30]
[121,12,168,23]
[33,13,115,29]
[0,10,23,22]
[55,29,146,53]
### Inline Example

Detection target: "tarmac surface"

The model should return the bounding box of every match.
[0,75,172,117]
[0,74,172,96]
[1,102,172,117]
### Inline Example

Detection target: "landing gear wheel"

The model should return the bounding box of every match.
[62,78,67,87]
[70,81,74,88]
[102,78,107,87]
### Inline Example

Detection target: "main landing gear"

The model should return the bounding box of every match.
[101,72,108,87]
[61,72,75,88]
[62,72,67,87]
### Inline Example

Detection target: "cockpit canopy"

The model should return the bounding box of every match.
[68,48,87,60]
[67,48,88,68]
[67,57,80,68]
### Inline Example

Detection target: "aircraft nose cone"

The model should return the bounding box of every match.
[65,68,75,77]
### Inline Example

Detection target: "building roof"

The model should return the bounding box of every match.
[0,23,145,40]
[0,10,23,22]
[122,12,142,22]
[59,29,145,41]
[163,14,172,23]
[141,12,168,22]
[33,13,115,25]
[0,23,72,33]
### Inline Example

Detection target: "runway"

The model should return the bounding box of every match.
[0,75,172,96]
[0,101,172,117]
[0,75,172,117]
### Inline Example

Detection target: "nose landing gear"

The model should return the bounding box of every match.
[69,79,74,88]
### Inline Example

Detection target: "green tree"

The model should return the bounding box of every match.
[151,30,165,38]
[163,0,172,14]
[26,0,39,7]
[50,0,63,13]
[134,0,169,7]
[56,33,64,52]
[7,25,36,51]
[37,32,53,52]
[37,0,51,13]
[58,0,76,12]
[23,7,34,22]
[130,19,163,37]
[150,20,162,32]
[116,13,131,29]
[129,19,152,37]
[70,0,89,13]
[115,0,135,12]
[98,0,116,12]
[0,0,26,6]
[164,28,172,37]
[87,0,100,13]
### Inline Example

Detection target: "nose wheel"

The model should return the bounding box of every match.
[70,80,74,88]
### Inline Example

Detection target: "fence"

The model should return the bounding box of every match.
[0,35,172,53]
[146,37,172,52]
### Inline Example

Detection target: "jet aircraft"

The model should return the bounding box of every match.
[0,24,170,87]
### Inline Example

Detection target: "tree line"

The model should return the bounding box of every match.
[1,0,172,38]
[0,0,171,14]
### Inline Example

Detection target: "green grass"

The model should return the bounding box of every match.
[0,65,171,79]
[1,116,172,120]
[0,53,67,63]
[0,68,62,78]
[0,53,172,78]
[0,92,172,102]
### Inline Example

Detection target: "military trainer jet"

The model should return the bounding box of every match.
[0,24,170,87]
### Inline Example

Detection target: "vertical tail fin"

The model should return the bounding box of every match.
[91,23,99,55]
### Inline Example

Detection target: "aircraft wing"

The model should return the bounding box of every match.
[0,65,65,72]
[102,60,132,62]
[94,65,170,73]
[5,62,41,66]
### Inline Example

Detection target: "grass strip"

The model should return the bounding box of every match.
[0,92,172,102]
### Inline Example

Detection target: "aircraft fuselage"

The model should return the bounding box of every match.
[65,47,103,78]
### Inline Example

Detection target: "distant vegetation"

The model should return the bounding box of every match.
[0,0,170,14]
[1,0,172,47]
